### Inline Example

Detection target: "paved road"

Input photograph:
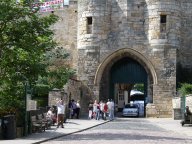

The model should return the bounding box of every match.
[43,118,192,144]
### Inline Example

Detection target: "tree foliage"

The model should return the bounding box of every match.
[178,83,192,96]
[133,83,144,92]
[43,47,75,89]
[0,0,74,116]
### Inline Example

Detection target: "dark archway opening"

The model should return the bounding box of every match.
[99,57,148,117]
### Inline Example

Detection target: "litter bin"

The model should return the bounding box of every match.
[2,115,16,139]
[0,118,3,139]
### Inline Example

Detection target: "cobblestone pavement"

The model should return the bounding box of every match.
[43,118,192,144]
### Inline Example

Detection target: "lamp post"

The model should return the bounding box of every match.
[16,72,30,136]
[24,78,31,136]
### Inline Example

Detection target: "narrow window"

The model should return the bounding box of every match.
[87,17,92,34]
[87,17,92,25]
[160,15,166,32]
[160,15,166,23]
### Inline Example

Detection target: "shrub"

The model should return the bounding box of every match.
[178,83,192,96]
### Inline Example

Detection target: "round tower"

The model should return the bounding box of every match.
[144,0,181,117]
[144,0,181,47]
[77,0,111,94]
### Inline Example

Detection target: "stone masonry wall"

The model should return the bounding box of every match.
[185,95,192,111]
[77,0,179,117]
[78,0,111,94]
[172,95,192,120]
[178,1,192,68]
[43,0,78,70]
[63,79,94,116]
[43,0,192,118]
[145,0,183,117]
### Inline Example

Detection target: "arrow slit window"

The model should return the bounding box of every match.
[160,15,166,32]
[87,17,92,34]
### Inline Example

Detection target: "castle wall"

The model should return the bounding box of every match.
[43,0,78,70]
[176,0,192,84]
[43,0,192,118]
[179,1,192,68]
[77,0,184,117]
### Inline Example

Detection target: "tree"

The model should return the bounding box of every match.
[0,0,74,117]
[43,47,75,89]
[133,83,144,92]
[33,47,75,107]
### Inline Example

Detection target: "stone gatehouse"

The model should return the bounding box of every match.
[44,0,192,118]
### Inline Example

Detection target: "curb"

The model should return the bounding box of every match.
[32,120,110,144]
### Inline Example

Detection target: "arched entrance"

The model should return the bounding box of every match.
[94,48,157,116]
[109,57,147,111]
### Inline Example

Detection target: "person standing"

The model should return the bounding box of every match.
[107,99,111,119]
[99,100,105,120]
[71,99,77,119]
[76,100,81,119]
[56,99,65,128]
[103,101,108,120]
[93,100,100,120]
[110,99,115,120]
[68,100,73,119]
[88,100,93,119]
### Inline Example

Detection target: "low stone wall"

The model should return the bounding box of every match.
[172,95,192,120]
[146,103,158,118]
[173,108,182,120]
[146,95,192,119]
[48,89,68,107]
[186,95,192,110]
[63,79,94,116]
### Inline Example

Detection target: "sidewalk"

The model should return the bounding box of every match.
[146,118,192,137]
[0,118,109,144]
[1,118,192,144]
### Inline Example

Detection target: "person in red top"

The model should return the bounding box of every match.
[103,101,108,120]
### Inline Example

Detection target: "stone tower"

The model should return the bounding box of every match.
[77,0,111,97]
[77,0,185,117]
[50,0,192,117]
[144,0,181,117]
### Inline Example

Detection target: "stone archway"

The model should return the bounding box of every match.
[94,48,157,104]
[95,48,157,85]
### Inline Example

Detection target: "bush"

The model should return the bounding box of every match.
[178,83,192,96]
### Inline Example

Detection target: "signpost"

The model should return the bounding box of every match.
[16,72,31,136]
[24,80,30,136]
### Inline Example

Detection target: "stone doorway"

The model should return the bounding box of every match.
[94,49,157,117]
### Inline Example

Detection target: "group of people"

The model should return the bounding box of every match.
[46,99,81,129]
[68,99,81,119]
[88,99,115,121]
[46,99,66,128]
[46,98,116,129]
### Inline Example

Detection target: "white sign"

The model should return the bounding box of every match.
[27,100,37,111]
[172,97,181,109]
